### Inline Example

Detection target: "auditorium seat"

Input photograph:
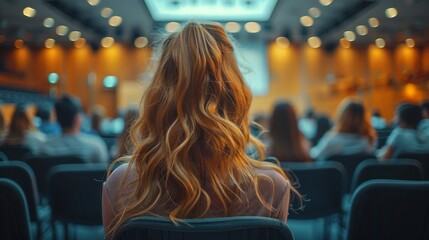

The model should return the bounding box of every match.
[347,180,429,240]
[113,216,294,240]
[394,152,429,180]
[281,161,346,240]
[0,144,33,161]
[48,163,107,240]
[0,178,33,240]
[0,151,8,161]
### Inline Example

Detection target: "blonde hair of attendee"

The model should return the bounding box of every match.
[105,22,300,238]
[335,98,376,144]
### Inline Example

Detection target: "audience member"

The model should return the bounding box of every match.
[268,101,312,162]
[419,100,429,139]
[34,103,61,137]
[39,96,109,163]
[311,98,376,160]
[311,114,332,146]
[1,104,46,153]
[110,107,138,159]
[298,107,317,141]
[102,22,299,239]
[370,108,388,129]
[379,103,429,160]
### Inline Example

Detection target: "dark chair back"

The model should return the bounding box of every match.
[0,144,33,161]
[351,159,424,192]
[25,155,85,198]
[281,161,346,219]
[48,163,107,225]
[348,180,429,240]
[0,161,39,221]
[326,153,375,193]
[0,151,7,161]
[394,152,429,180]
[113,216,294,240]
[0,178,32,240]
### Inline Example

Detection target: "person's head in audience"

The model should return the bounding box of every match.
[269,101,312,162]
[115,107,138,158]
[4,104,34,145]
[105,22,300,238]
[421,100,429,119]
[55,95,82,134]
[304,107,316,119]
[396,103,422,129]
[91,106,105,135]
[35,104,51,123]
[335,98,376,144]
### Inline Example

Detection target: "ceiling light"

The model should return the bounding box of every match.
[225,22,241,33]
[43,18,55,28]
[319,0,333,6]
[15,39,24,49]
[405,38,415,48]
[276,37,290,48]
[0,35,6,43]
[368,18,379,28]
[101,8,113,18]
[385,8,398,18]
[375,38,386,48]
[308,36,322,48]
[109,16,123,27]
[344,31,356,41]
[165,22,181,32]
[340,38,351,48]
[68,31,81,41]
[244,22,261,33]
[56,25,69,36]
[75,38,86,48]
[45,38,55,48]
[356,25,368,36]
[309,7,321,18]
[23,7,36,17]
[300,16,314,27]
[101,37,115,48]
[87,0,100,6]
[134,36,148,48]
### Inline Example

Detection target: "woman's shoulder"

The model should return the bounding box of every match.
[253,166,290,190]
[105,163,133,189]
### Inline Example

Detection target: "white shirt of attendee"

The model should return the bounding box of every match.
[39,113,108,163]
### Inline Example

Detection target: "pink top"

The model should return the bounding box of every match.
[102,163,291,231]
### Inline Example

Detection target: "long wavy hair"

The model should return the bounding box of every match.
[334,98,376,144]
[269,101,312,162]
[4,106,34,145]
[106,22,300,238]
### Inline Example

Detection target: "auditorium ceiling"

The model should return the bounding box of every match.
[0,0,428,49]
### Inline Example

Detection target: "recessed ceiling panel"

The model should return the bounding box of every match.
[144,0,278,21]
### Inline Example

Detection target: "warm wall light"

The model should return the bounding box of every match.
[15,39,24,48]
[340,38,351,48]
[74,38,86,48]
[101,37,115,48]
[356,25,368,36]
[300,16,314,27]
[87,0,100,6]
[276,37,290,48]
[225,22,241,33]
[48,73,59,84]
[43,18,55,28]
[344,31,356,41]
[134,36,148,48]
[405,38,415,48]
[375,38,386,48]
[319,0,333,6]
[56,25,69,36]
[309,7,321,18]
[109,16,123,27]
[23,7,36,17]
[368,17,379,28]
[103,75,118,89]
[165,22,181,32]
[68,31,81,41]
[244,22,261,33]
[101,8,113,18]
[45,38,55,48]
[385,8,398,18]
[308,36,322,48]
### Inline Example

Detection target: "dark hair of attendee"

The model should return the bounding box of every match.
[116,107,138,158]
[55,95,81,129]
[91,108,104,135]
[397,103,422,129]
[312,114,332,146]
[4,105,34,145]
[36,104,51,122]
[304,107,315,119]
[372,109,381,118]
[335,99,376,144]
[269,101,312,162]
